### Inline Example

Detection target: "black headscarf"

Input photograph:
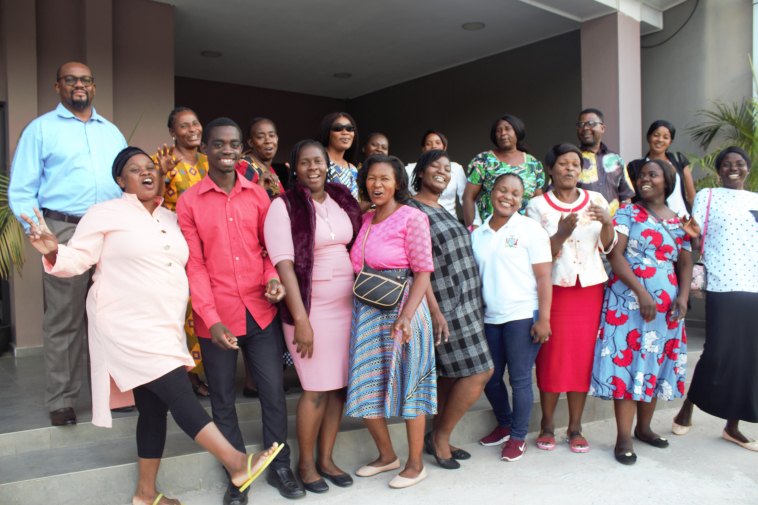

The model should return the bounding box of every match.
[112,147,151,190]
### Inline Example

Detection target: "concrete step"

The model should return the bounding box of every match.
[0,392,302,457]
[0,343,704,505]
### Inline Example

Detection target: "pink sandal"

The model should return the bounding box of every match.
[537,429,556,450]
[566,431,590,453]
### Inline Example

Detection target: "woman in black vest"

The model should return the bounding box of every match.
[263,140,361,493]
[627,120,696,215]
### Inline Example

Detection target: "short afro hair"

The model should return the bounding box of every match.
[357,154,409,203]
[202,117,242,145]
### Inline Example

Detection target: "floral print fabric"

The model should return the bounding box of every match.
[467,151,545,220]
[590,204,691,402]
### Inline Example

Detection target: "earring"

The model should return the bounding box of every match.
[172,137,176,140]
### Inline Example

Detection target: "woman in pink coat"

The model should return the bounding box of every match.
[264,140,361,493]
[21,147,278,505]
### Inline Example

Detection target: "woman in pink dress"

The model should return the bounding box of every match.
[346,154,435,489]
[21,147,279,505]
[263,140,362,493]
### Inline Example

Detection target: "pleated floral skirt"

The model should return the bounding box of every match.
[346,274,437,419]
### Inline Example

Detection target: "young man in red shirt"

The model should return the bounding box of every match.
[177,118,305,503]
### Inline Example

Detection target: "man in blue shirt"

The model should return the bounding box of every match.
[9,61,126,426]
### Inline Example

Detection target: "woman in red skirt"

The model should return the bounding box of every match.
[525,143,617,452]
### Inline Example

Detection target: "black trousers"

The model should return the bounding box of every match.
[134,366,212,459]
[199,311,289,472]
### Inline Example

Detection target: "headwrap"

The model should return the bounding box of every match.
[112,146,151,190]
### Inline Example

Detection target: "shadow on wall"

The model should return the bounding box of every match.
[347,30,583,169]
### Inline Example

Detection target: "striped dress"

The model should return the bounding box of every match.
[346,206,437,419]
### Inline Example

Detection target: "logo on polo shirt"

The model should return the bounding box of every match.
[505,236,519,248]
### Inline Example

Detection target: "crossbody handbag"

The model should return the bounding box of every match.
[690,189,712,298]
[352,222,411,310]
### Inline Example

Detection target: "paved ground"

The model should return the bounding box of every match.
[175,406,757,505]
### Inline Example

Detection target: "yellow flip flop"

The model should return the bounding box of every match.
[151,493,184,505]
[239,443,285,492]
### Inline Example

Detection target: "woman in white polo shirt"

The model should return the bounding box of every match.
[472,172,553,463]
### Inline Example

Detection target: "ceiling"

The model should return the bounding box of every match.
[157,0,683,99]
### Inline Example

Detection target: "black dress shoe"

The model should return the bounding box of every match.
[451,449,471,460]
[423,432,460,470]
[50,407,76,426]
[634,428,670,448]
[316,464,353,487]
[297,470,329,494]
[223,481,248,505]
[267,467,306,500]
[242,387,259,398]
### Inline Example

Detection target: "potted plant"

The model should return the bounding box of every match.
[0,171,25,355]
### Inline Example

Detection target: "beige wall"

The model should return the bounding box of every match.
[641,0,752,177]
[347,31,583,171]
[581,12,642,165]
[2,0,44,349]
[2,0,175,350]
[113,0,174,150]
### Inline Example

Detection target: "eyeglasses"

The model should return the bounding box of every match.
[58,75,94,87]
[576,121,603,129]
[330,124,356,133]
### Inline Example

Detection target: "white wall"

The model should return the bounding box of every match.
[641,0,752,177]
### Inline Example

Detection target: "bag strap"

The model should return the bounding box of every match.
[360,221,372,268]
[700,189,712,255]
[639,203,678,246]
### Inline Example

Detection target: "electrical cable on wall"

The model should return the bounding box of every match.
[641,0,699,49]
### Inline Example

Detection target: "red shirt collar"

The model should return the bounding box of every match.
[197,170,255,196]
[543,189,590,213]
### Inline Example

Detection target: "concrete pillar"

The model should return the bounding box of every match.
[580,12,642,165]
[84,0,113,121]
[113,0,174,148]
[2,0,45,352]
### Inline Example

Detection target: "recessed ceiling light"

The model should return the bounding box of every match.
[334,72,352,79]
[462,22,485,31]
[201,50,222,58]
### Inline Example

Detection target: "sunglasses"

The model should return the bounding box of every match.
[330,124,356,133]
[58,75,94,86]
[576,121,603,129]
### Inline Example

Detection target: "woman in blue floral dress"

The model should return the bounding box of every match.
[590,159,696,465]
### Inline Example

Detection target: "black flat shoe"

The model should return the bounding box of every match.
[451,449,471,460]
[614,449,637,465]
[316,464,353,487]
[267,468,306,500]
[423,432,460,470]
[297,471,329,494]
[634,428,669,448]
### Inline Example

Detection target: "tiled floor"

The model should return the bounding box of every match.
[0,351,302,434]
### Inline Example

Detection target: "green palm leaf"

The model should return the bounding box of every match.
[0,173,26,278]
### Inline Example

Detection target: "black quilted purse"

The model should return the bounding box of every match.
[352,222,410,310]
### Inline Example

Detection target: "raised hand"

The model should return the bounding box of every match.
[556,212,579,239]
[20,207,58,256]
[587,202,612,225]
[155,144,182,176]
[679,215,701,239]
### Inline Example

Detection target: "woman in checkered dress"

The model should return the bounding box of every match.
[406,149,494,468]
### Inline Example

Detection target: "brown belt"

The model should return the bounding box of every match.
[41,208,81,224]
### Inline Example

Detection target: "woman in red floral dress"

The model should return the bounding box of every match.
[590,160,696,465]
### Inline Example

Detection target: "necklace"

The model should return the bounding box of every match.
[314,196,335,240]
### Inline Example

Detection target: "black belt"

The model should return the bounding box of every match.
[41,209,81,224]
